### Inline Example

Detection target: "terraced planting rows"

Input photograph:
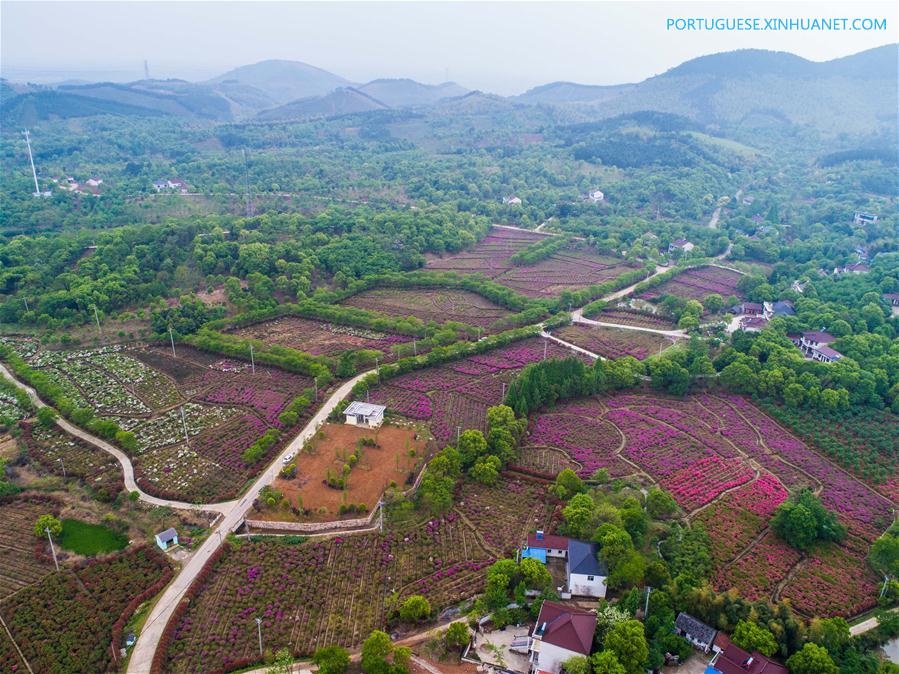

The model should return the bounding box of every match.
[552,323,676,360]
[19,344,318,503]
[425,227,642,298]
[369,337,586,443]
[0,498,57,600]
[0,546,171,674]
[589,308,677,330]
[518,391,893,617]
[161,474,554,673]
[341,288,512,331]
[640,265,743,304]
[22,422,124,501]
[227,316,412,360]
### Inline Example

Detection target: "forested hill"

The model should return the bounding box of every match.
[517,45,899,136]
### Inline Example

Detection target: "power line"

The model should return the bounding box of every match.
[243,148,253,218]
[23,129,41,197]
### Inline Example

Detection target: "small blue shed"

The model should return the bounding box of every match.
[155,528,179,550]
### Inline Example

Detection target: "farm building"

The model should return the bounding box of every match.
[521,532,607,598]
[675,612,717,653]
[343,401,385,428]
[503,195,522,205]
[765,300,795,318]
[588,189,604,203]
[811,345,844,363]
[155,528,179,551]
[528,601,597,674]
[522,530,569,563]
[668,238,695,254]
[853,211,878,226]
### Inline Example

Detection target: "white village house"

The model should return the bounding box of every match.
[343,401,385,428]
[588,189,604,203]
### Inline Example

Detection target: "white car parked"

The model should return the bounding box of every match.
[282,452,296,464]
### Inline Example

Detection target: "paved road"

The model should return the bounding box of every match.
[126,369,373,674]
[0,362,235,514]
[569,311,686,339]
[850,607,898,637]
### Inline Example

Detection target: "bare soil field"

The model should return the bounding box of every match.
[260,421,428,522]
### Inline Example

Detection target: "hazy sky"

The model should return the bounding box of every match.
[2,1,897,94]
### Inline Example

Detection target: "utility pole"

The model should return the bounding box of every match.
[543,339,548,360]
[23,129,41,196]
[243,148,253,218]
[58,457,66,478]
[643,586,652,620]
[169,326,177,358]
[412,339,417,356]
[456,425,461,443]
[378,498,384,533]
[180,406,190,446]
[313,377,318,401]
[375,356,380,382]
[501,382,506,399]
[249,343,255,375]
[45,527,60,572]
[254,617,263,656]
[23,297,30,312]
[93,305,103,338]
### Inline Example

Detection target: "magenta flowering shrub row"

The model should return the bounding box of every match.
[780,544,880,618]
[661,456,754,512]
[525,412,630,478]
[714,532,802,602]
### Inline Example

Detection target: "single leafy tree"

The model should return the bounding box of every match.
[361,630,393,674]
[313,646,350,674]
[603,620,648,674]
[785,643,838,674]
[732,620,778,657]
[398,595,431,623]
[266,648,293,674]
[771,489,846,550]
[562,655,591,674]
[445,622,470,650]
[34,514,62,539]
[591,650,626,674]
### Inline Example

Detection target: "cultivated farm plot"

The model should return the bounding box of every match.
[226,316,412,360]
[0,499,57,600]
[591,308,677,331]
[20,343,318,504]
[518,390,895,618]
[341,288,512,330]
[426,227,643,298]
[552,323,677,360]
[162,473,558,673]
[640,265,743,304]
[22,422,124,501]
[368,337,588,443]
[0,546,170,674]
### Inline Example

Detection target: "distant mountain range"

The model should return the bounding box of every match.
[2,45,896,136]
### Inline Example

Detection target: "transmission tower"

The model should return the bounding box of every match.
[23,129,41,196]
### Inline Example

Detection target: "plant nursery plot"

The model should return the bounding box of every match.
[525,411,630,478]
[640,265,744,304]
[134,442,245,503]
[0,498,57,599]
[22,422,124,501]
[551,323,675,360]
[425,227,642,298]
[714,532,801,603]
[0,546,171,674]
[592,308,677,330]
[369,337,581,444]
[0,389,27,424]
[693,473,788,564]
[340,288,512,330]
[162,515,497,673]
[455,475,559,556]
[779,543,880,618]
[510,446,582,479]
[227,316,412,359]
[0,626,26,673]
[259,422,427,522]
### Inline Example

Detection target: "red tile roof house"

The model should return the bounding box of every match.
[528,601,596,674]
[707,640,788,674]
